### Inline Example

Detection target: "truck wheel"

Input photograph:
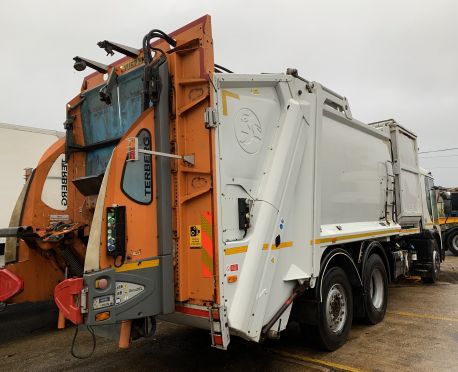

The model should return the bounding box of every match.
[422,247,440,283]
[316,266,353,351]
[363,254,387,324]
[447,230,458,256]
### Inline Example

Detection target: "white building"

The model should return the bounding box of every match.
[0,123,64,248]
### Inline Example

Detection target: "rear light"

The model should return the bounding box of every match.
[213,334,223,346]
[95,311,110,322]
[54,277,84,325]
[227,275,237,283]
[0,269,23,302]
[106,206,126,258]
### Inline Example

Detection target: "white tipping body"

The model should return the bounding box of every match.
[213,73,405,342]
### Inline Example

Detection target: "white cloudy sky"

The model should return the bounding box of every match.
[0,0,457,186]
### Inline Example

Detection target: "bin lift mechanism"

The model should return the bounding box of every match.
[126,137,195,165]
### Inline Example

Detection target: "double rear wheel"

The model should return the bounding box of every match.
[311,253,388,350]
[447,229,458,256]
[315,266,353,351]
[363,254,388,324]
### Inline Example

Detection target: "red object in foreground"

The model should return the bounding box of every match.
[0,269,23,302]
[54,278,84,325]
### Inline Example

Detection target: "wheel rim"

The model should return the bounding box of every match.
[452,235,458,251]
[369,268,384,310]
[325,283,347,334]
[433,250,440,275]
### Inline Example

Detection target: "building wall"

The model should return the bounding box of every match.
[0,123,63,242]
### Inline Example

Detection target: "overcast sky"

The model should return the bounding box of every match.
[0,0,457,186]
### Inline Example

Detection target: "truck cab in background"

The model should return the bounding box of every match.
[436,188,458,255]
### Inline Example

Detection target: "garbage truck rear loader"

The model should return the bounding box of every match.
[55,15,442,351]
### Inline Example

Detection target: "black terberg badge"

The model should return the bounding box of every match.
[61,157,68,207]
[121,129,153,204]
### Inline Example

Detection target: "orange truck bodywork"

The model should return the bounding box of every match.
[81,15,218,305]
[1,16,219,321]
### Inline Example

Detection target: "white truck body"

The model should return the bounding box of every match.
[0,123,63,248]
[211,74,434,342]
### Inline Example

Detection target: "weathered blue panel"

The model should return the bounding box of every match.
[86,146,115,176]
[81,87,120,145]
[118,67,144,132]
[81,67,144,176]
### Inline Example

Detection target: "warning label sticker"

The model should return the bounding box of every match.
[189,225,202,248]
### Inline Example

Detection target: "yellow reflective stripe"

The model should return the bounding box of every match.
[115,259,160,273]
[225,241,294,255]
[268,241,293,250]
[225,246,248,256]
[439,217,458,224]
[277,241,293,249]
[400,227,420,235]
[311,229,399,245]
[311,227,426,245]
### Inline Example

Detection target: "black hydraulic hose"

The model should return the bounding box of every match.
[214,63,233,73]
[142,29,176,65]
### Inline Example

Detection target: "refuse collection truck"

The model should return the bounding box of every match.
[0,15,441,350]
[47,16,442,351]
[436,188,458,255]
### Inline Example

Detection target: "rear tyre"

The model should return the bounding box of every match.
[362,254,388,324]
[447,230,458,256]
[315,267,353,351]
[422,246,440,283]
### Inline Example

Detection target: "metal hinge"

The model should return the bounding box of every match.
[204,107,218,128]
[80,287,88,314]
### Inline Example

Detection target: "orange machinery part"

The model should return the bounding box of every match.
[3,138,86,304]
[79,15,220,306]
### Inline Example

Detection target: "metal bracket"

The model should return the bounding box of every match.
[97,40,140,58]
[73,56,109,74]
[342,97,353,120]
[127,137,195,165]
[139,149,195,166]
[204,107,218,128]
[80,287,88,314]
[99,69,118,105]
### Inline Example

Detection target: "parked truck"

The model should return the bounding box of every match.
[436,188,458,255]
[0,16,442,351]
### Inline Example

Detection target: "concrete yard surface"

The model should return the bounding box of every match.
[0,255,457,371]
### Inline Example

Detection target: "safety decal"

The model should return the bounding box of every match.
[200,211,214,278]
[189,225,202,248]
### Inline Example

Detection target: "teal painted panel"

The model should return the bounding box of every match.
[81,67,144,176]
